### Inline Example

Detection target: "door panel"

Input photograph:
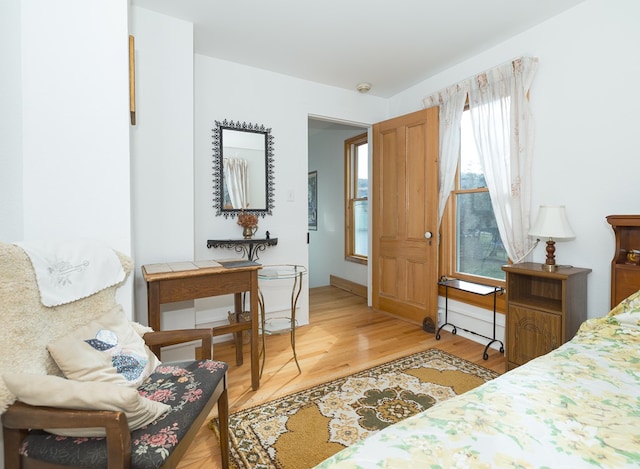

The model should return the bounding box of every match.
[406,260,427,305]
[372,107,439,328]
[379,128,400,239]
[380,257,398,297]
[406,122,427,239]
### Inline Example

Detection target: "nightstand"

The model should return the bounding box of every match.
[501,262,591,370]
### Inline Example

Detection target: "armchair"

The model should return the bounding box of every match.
[0,242,229,469]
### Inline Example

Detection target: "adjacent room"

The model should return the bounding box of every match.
[1,0,639,468]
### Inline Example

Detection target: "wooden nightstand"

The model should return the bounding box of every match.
[501,262,591,371]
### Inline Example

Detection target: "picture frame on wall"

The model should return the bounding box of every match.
[308,171,318,230]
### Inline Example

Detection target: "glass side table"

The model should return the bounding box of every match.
[257,264,307,376]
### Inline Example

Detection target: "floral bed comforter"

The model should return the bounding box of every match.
[316,293,640,468]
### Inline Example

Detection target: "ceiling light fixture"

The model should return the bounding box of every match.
[356,82,371,93]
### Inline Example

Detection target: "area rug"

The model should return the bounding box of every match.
[211,348,499,469]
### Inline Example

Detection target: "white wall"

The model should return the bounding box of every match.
[193,56,387,329]
[308,125,368,288]
[0,0,132,250]
[21,1,132,250]
[0,0,23,243]
[130,8,195,330]
[388,0,640,345]
[2,0,134,312]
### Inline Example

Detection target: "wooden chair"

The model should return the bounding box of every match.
[0,242,229,469]
[3,328,229,469]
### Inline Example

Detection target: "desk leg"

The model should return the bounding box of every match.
[147,283,161,357]
[250,270,260,390]
[259,287,266,378]
[233,293,244,366]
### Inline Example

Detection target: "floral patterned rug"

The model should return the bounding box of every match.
[211,348,499,469]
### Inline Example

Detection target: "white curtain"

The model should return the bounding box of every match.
[468,57,538,262]
[223,157,249,209]
[423,82,469,227]
[422,56,538,262]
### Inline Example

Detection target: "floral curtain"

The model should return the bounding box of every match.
[422,82,469,227]
[468,57,538,262]
[422,56,538,262]
[223,157,249,209]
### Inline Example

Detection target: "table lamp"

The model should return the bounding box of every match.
[528,205,575,272]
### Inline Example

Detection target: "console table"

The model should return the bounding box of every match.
[435,276,505,360]
[207,237,278,262]
[142,259,262,390]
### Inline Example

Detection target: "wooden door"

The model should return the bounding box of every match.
[372,107,439,330]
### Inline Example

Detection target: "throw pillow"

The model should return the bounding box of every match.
[47,304,160,387]
[2,373,170,437]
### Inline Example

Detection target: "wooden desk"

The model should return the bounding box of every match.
[142,260,261,390]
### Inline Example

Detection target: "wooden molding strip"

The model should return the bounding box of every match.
[330,275,367,299]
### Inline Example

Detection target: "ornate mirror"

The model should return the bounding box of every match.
[213,120,275,218]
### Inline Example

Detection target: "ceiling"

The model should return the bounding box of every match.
[131,0,585,98]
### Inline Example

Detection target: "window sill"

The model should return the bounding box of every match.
[345,255,367,265]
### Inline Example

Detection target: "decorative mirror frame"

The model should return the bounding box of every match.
[213,119,275,219]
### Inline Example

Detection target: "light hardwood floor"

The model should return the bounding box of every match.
[177,286,506,469]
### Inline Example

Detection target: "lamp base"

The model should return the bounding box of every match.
[541,239,558,272]
[541,263,558,272]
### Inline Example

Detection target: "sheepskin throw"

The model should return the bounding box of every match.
[14,240,126,307]
[0,241,133,415]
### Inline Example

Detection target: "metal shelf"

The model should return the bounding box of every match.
[436,276,504,360]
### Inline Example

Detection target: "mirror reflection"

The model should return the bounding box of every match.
[213,120,274,218]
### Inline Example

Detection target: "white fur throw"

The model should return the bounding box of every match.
[0,241,134,415]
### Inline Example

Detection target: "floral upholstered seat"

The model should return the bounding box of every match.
[17,360,227,468]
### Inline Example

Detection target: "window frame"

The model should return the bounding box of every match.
[344,132,368,265]
[438,111,507,312]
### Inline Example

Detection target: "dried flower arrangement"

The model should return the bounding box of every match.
[237,212,258,228]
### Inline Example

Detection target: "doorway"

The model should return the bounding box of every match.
[307,117,369,291]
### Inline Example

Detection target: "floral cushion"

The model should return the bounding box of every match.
[19,359,227,469]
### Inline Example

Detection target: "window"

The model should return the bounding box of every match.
[442,109,507,284]
[345,133,368,264]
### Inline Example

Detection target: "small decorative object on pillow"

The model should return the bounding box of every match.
[2,373,170,437]
[47,304,160,387]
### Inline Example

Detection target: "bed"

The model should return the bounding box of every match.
[316,289,640,468]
